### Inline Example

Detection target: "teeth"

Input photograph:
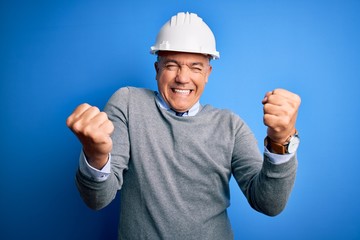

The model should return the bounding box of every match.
[174,89,190,94]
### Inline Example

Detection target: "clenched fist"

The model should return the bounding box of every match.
[262,89,301,144]
[66,103,114,169]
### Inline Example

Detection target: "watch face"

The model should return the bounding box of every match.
[287,136,300,153]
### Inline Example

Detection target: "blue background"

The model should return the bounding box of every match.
[1,0,360,239]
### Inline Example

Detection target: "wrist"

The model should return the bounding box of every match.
[265,130,300,154]
[268,128,297,145]
[83,150,109,170]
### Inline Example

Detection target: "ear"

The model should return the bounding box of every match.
[154,62,159,73]
[205,65,212,83]
[154,62,160,80]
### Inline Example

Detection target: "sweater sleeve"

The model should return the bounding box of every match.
[231,119,298,216]
[75,87,131,210]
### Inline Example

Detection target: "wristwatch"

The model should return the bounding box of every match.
[264,131,300,154]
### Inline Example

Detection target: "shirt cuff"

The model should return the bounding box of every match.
[264,147,295,165]
[78,150,111,182]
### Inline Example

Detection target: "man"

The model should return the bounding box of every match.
[67,12,301,239]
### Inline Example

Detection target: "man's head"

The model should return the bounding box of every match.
[155,51,212,112]
[150,12,219,112]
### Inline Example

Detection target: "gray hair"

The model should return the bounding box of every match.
[156,54,211,63]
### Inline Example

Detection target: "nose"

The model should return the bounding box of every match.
[175,66,190,84]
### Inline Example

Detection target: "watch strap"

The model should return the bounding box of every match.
[264,136,287,154]
[264,130,298,154]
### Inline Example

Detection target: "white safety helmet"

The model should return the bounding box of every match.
[150,12,220,59]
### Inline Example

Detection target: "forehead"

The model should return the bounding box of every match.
[157,51,210,64]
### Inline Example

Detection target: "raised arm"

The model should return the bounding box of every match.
[66,103,114,169]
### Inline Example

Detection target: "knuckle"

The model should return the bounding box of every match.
[263,113,270,122]
[89,106,100,114]
[98,111,108,120]
[80,103,91,108]
[75,103,91,113]
[273,88,285,95]
[273,126,282,133]
[71,121,84,133]
[108,120,115,131]
[263,104,268,112]
[263,103,273,113]
[82,124,95,137]
[66,116,73,127]
[102,120,114,135]
[263,114,276,128]
[289,92,301,104]
[267,94,275,101]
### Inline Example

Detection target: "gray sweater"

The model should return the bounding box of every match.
[76,87,297,240]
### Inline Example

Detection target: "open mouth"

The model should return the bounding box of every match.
[172,89,192,95]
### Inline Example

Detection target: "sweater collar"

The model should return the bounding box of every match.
[155,92,200,117]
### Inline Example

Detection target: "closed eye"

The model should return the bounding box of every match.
[164,63,180,71]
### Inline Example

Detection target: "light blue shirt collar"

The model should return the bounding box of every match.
[155,92,200,117]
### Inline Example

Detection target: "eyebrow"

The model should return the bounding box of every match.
[162,59,206,67]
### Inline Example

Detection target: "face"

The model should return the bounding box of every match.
[155,51,212,113]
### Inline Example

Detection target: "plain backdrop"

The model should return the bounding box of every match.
[1,0,360,239]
